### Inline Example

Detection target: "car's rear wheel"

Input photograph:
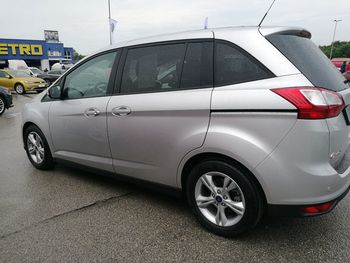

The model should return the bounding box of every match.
[186,159,264,237]
[0,96,6,116]
[15,84,25,95]
[24,125,54,170]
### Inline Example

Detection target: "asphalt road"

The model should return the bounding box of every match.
[1,93,350,262]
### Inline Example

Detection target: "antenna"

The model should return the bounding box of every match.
[258,0,277,27]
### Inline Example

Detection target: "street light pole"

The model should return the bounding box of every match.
[330,19,342,59]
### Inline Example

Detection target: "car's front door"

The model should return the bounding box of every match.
[0,71,14,89]
[49,51,119,172]
[107,40,214,186]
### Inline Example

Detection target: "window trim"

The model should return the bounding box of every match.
[59,49,121,101]
[213,39,275,88]
[112,38,214,96]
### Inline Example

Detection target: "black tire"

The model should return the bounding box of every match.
[0,96,6,116]
[24,125,54,170]
[186,159,264,237]
[15,83,25,95]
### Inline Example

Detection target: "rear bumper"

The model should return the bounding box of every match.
[253,119,350,206]
[268,183,350,217]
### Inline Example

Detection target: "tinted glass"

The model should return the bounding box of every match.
[181,42,213,89]
[0,71,6,78]
[121,44,186,93]
[215,42,273,86]
[267,34,348,92]
[63,51,117,99]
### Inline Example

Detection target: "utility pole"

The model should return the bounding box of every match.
[108,0,112,45]
[330,19,342,59]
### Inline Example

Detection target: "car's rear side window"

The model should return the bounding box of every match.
[214,42,273,87]
[181,42,213,89]
[120,44,186,93]
[0,71,6,78]
[267,34,348,92]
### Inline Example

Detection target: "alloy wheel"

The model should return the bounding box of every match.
[15,84,24,94]
[27,132,45,164]
[0,97,4,114]
[194,171,245,227]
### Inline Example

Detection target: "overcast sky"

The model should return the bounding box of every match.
[1,0,349,55]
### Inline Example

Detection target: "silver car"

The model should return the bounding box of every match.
[22,26,350,236]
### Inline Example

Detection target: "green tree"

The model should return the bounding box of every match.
[319,41,350,58]
[73,51,85,62]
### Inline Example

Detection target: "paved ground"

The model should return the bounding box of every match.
[1,93,350,262]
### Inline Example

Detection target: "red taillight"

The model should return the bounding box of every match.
[272,87,345,119]
[302,202,333,214]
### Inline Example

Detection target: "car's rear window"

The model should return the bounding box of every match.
[267,34,348,92]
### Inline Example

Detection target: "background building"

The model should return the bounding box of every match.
[0,34,74,71]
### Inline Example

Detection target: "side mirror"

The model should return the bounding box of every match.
[5,75,12,79]
[30,72,33,76]
[47,85,61,99]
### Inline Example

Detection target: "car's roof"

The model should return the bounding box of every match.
[98,26,309,53]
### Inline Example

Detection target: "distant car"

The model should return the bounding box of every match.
[28,67,44,77]
[51,62,73,71]
[331,58,350,71]
[0,70,48,94]
[37,70,63,86]
[0,86,13,116]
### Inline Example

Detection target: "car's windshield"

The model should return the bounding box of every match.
[7,70,31,77]
[30,68,43,74]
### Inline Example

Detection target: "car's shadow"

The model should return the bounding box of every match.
[50,162,347,243]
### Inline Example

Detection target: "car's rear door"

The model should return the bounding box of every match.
[107,40,214,186]
[49,50,119,172]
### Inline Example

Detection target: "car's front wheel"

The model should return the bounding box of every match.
[24,125,54,170]
[186,159,264,237]
[15,83,25,95]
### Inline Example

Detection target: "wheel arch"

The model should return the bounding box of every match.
[22,121,39,144]
[14,82,24,88]
[0,93,8,108]
[180,152,267,206]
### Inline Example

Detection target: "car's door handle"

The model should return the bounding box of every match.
[84,107,100,117]
[112,106,131,116]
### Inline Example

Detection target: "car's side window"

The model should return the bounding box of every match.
[0,71,7,78]
[215,42,274,86]
[120,44,186,93]
[62,51,117,99]
[181,42,213,89]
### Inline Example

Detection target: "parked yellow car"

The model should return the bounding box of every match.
[0,69,48,94]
